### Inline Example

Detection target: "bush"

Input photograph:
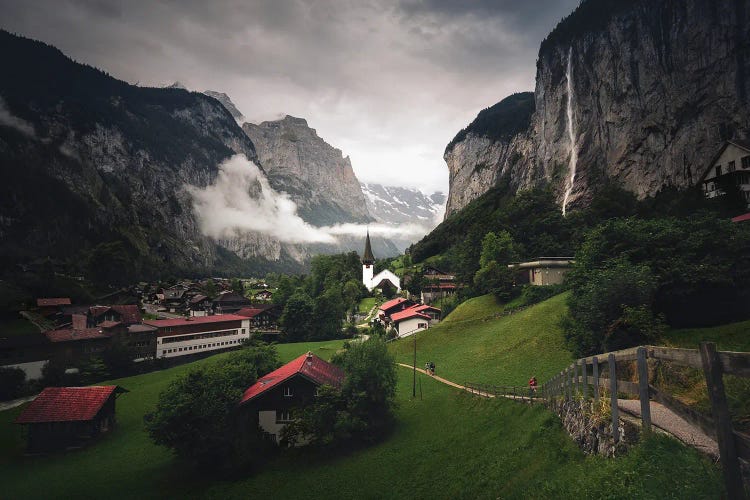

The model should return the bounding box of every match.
[146,344,279,471]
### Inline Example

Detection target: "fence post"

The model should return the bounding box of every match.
[573,362,579,395]
[592,356,600,402]
[636,347,651,432]
[699,342,744,500]
[581,361,588,400]
[608,353,620,443]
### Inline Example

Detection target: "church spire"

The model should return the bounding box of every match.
[362,229,375,264]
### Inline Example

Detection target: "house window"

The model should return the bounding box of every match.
[716,164,723,177]
[276,410,293,423]
[742,156,750,169]
[728,160,736,172]
[283,386,293,397]
[418,322,428,329]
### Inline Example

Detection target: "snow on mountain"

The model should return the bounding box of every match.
[360,182,446,251]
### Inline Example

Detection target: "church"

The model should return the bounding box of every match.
[361,231,401,293]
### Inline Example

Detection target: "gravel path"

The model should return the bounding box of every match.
[0,394,37,412]
[617,399,719,458]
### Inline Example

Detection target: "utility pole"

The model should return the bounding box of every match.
[412,329,417,398]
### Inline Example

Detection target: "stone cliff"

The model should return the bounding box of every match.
[445,0,750,216]
[243,115,372,226]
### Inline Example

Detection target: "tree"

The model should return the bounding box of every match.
[203,279,217,299]
[473,260,515,301]
[231,278,244,296]
[312,287,345,340]
[281,338,397,447]
[479,230,519,268]
[146,345,279,470]
[280,291,315,342]
[0,367,26,400]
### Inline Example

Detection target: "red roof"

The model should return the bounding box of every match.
[411,304,441,313]
[236,307,265,318]
[99,320,121,329]
[111,305,141,324]
[390,309,431,323]
[379,297,409,312]
[89,305,110,317]
[240,352,345,405]
[15,386,119,424]
[143,314,248,328]
[45,328,110,343]
[732,212,750,223]
[36,298,71,307]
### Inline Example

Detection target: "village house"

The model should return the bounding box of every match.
[701,140,750,207]
[253,289,273,302]
[15,385,126,453]
[238,352,345,444]
[389,304,442,338]
[508,257,574,286]
[45,327,112,364]
[361,231,401,294]
[161,288,188,313]
[212,292,252,314]
[377,297,415,326]
[144,314,251,359]
[36,297,71,319]
[236,304,282,340]
[187,294,212,317]
[419,266,457,305]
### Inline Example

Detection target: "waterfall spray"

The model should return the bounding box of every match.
[562,47,577,217]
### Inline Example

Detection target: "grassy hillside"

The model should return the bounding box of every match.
[390,293,573,385]
[664,319,750,352]
[1,366,721,499]
[442,294,521,323]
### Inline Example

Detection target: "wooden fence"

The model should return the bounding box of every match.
[533,342,749,499]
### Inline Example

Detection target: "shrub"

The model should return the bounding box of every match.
[0,367,26,400]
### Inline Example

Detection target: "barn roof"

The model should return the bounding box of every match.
[239,352,345,405]
[45,328,110,343]
[15,386,125,424]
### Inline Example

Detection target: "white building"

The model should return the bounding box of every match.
[361,231,400,292]
[701,140,750,207]
[144,314,251,359]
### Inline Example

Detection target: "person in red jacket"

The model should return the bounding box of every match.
[528,376,538,397]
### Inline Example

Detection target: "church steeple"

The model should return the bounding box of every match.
[362,230,375,264]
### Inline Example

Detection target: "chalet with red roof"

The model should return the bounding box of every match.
[15,385,127,452]
[239,352,345,444]
[390,304,441,338]
[378,297,415,322]
[36,297,71,318]
[144,314,251,359]
[236,304,281,337]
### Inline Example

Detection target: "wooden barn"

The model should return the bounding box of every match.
[15,385,126,453]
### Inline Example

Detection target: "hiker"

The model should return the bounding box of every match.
[430,361,435,376]
[425,362,430,374]
[528,376,538,397]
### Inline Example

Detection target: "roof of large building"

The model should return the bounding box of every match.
[240,352,345,405]
[732,212,750,223]
[15,386,122,424]
[143,314,248,328]
[36,298,71,307]
[45,328,110,343]
[236,307,265,318]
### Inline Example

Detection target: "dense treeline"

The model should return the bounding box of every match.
[445,92,535,154]
[272,252,368,342]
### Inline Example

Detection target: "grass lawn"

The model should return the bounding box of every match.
[441,294,522,323]
[0,317,40,337]
[663,319,750,352]
[389,293,573,386]
[357,297,378,314]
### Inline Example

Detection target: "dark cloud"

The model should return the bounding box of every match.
[0,0,579,192]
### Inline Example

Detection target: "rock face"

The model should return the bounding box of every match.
[361,182,445,251]
[0,31,300,277]
[243,116,372,227]
[445,0,750,215]
[203,90,245,123]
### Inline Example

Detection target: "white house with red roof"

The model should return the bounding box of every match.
[390,304,442,338]
[239,352,345,444]
[144,314,250,359]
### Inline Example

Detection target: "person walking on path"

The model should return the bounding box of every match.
[430,361,435,376]
[528,376,538,398]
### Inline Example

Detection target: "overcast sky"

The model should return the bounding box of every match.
[0,0,579,194]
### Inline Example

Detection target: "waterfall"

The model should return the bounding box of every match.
[562,46,577,217]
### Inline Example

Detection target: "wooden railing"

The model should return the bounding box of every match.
[464,382,540,401]
[540,342,749,499]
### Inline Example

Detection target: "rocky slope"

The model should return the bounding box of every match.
[0,31,302,279]
[243,116,372,226]
[361,183,445,251]
[203,90,245,123]
[445,0,750,216]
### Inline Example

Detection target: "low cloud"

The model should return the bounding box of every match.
[188,155,436,245]
[0,96,35,137]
